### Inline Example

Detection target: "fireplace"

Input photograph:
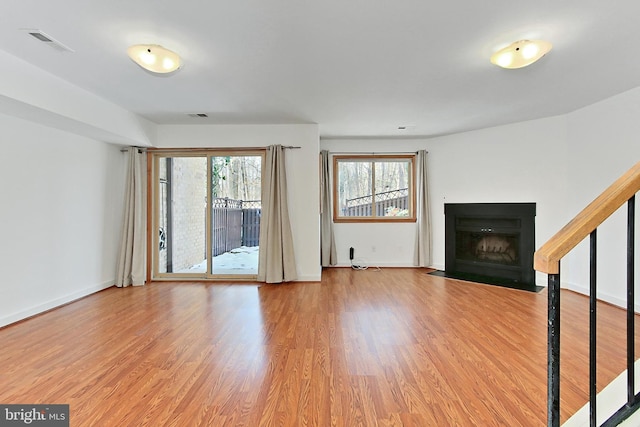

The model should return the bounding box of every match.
[443,203,537,291]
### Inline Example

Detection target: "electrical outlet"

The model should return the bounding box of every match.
[349,247,354,260]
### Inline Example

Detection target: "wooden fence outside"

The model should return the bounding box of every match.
[242,208,261,247]
[211,198,261,257]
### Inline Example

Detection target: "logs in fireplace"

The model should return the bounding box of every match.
[444,203,537,291]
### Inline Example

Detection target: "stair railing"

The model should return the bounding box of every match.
[534,161,640,426]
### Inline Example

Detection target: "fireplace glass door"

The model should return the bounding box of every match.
[455,231,519,266]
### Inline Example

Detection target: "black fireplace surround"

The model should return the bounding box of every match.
[443,202,537,291]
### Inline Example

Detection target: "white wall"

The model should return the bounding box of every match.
[0,50,156,147]
[157,124,321,281]
[0,113,126,328]
[562,87,640,308]
[322,115,568,282]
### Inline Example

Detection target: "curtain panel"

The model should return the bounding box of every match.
[257,145,298,283]
[115,147,147,287]
[414,150,432,267]
[320,150,337,266]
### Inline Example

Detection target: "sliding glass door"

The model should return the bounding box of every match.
[152,150,263,279]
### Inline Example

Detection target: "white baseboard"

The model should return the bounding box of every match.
[333,262,430,269]
[0,280,114,328]
[295,274,322,282]
[563,281,640,312]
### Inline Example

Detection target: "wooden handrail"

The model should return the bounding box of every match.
[534,161,640,274]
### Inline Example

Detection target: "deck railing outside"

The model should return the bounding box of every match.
[343,188,409,217]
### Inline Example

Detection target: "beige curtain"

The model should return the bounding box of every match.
[320,150,337,266]
[257,145,298,283]
[115,147,147,287]
[414,150,432,267]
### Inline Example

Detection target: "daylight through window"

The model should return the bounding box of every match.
[333,155,415,222]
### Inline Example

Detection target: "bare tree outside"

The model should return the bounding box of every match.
[211,155,262,202]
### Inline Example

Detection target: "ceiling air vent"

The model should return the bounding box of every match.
[187,113,209,118]
[23,29,74,53]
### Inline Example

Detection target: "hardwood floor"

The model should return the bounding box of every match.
[1,268,639,426]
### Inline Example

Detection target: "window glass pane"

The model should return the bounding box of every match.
[210,155,261,275]
[337,161,372,217]
[374,161,410,217]
[157,156,207,273]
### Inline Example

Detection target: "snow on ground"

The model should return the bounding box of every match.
[178,246,259,275]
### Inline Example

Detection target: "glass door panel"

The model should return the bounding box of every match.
[157,156,207,275]
[210,155,262,276]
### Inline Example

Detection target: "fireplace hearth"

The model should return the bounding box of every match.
[439,203,539,292]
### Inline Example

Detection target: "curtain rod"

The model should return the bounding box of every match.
[120,145,301,153]
[327,150,426,155]
[119,147,147,153]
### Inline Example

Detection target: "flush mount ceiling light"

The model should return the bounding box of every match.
[490,39,552,69]
[127,44,181,74]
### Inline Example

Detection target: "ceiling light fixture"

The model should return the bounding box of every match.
[127,44,181,74]
[490,40,552,69]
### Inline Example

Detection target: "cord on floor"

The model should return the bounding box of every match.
[351,257,381,271]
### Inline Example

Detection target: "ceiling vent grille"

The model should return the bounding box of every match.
[24,29,74,53]
[187,113,209,118]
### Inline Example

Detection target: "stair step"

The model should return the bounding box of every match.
[562,360,640,426]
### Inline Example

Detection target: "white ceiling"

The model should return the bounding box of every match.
[1,0,639,139]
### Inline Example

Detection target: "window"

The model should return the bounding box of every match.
[333,155,415,222]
